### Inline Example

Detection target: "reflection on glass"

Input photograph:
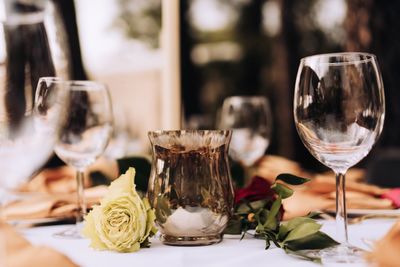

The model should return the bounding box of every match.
[219,96,273,167]
[148,130,234,246]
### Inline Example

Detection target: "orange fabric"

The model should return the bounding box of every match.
[254,156,394,220]
[0,222,78,267]
[367,220,400,267]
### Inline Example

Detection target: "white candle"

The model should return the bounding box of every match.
[161,0,181,130]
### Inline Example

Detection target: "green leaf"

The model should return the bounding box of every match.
[279,217,316,241]
[265,238,271,249]
[271,183,293,199]
[284,231,339,251]
[278,224,289,241]
[249,199,269,211]
[264,230,281,248]
[223,218,243,235]
[284,221,321,242]
[230,160,245,188]
[307,211,321,218]
[236,199,268,214]
[276,173,311,185]
[263,197,282,230]
[257,208,269,224]
[236,203,251,214]
[283,217,316,233]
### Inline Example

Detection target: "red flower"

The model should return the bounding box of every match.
[234,176,275,204]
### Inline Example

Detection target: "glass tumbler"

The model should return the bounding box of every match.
[148,130,234,246]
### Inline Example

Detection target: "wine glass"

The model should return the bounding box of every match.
[294,52,385,263]
[218,96,273,169]
[0,77,66,203]
[53,80,113,238]
[0,76,67,267]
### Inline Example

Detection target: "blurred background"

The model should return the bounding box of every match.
[52,0,400,172]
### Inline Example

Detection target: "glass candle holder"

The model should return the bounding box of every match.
[148,130,234,246]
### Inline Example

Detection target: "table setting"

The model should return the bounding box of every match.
[2,1,400,267]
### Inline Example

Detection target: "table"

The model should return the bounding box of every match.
[20,219,396,267]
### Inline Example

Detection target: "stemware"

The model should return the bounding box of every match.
[0,77,66,203]
[218,96,272,173]
[0,77,66,267]
[0,0,70,196]
[294,52,385,263]
[52,80,113,238]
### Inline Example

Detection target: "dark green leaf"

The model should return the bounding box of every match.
[240,231,246,241]
[276,173,311,185]
[140,237,151,248]
[256,209,269,224]
[271,183,293,199]
[249,199,269,211]
[284,221,321,242]
[223,218,243,235]
[265,238,271,249]
[236,199,268,214]
[278,224,289,241]
[284,231,339,251]
[230,160,245,188]
[264,230,281,248]
[263,197,282,230]
[236,203,251,214]
[307,211,322,218]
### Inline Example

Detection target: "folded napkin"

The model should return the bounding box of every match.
[254,155,396,220]
[2,165,109,222]
[19,166,87,194]
[3,186,108,222]
[0,222,78,267]
[367,220,400,267]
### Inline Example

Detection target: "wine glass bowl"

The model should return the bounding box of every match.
[219,96,272,167]
[55,81,113,170]
[52,80,113,238]
[294,52,385,263]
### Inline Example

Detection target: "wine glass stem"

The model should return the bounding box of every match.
[76,170,87,224]
[335,171,349,244]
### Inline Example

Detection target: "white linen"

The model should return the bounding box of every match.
[20,219,395,267]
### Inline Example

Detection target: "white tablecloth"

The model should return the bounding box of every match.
[20,219,396,267]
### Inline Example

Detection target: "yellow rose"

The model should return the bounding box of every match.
[82,167,157,252]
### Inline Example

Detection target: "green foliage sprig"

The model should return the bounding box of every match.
[224,174,339,263]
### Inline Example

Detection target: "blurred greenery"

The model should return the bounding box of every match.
[112,0,161,48]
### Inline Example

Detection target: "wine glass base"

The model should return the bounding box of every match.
[306,244,365,265]
[53,224,83,239]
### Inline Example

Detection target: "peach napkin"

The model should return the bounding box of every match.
[0,222,78,267]
[3,166,108,222]
[3,186,108,222]
[254,155,395,220]
[19,166,89,194]
[367,220,400,267]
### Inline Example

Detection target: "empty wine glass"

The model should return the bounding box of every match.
[218,96,272,168]
[52,80,113,238]
[0,77,66,204]
[294,52,385,263]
